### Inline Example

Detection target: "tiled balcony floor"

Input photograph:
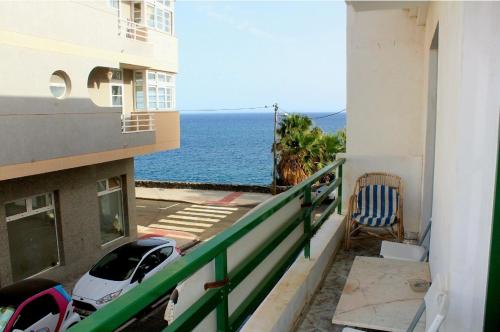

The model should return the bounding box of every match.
[295,238,381,332]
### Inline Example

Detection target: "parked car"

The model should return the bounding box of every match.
[0,278,80,332]
[72,237,180,317]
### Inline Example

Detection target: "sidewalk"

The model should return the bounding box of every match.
[135,187,271,207]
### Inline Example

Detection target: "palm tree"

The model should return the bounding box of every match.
[275,114,345,186]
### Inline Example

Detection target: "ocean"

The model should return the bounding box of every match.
[134,112,346,185]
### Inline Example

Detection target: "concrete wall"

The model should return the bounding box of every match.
[88,67,113,107]
[242,213,345,332]
[345,7,425,233]
[346,7,425,156]
[0,158,137,287]
[123,69,135,113]
[0,97,155,168]
[423,3,500,331]
[347,2,500,330]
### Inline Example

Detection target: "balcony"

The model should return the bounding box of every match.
[122,112,155,133]
[115,0,175,49]
[69,159,346,331]
[0,95,179,181]
[118,18,149,42]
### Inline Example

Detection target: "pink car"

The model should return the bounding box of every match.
[0,278,80,332]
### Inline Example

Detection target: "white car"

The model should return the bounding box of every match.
[72,237,180,317]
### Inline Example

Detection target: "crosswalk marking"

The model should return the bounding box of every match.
[191,205,239,211]
[159,203,180,210]
[185,208,233,215]
[167,215,220,222]
[149,224,205,233]
[158,219,213,228]
[148,203,242,236]
[176,211,227,218]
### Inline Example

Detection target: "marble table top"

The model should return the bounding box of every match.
[332,256,430,332]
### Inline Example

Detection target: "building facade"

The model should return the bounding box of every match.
[0,0,179,286]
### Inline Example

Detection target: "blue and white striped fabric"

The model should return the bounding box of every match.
[352,185,399,227]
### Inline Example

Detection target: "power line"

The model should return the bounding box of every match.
[312,109,346,119]
[177,106,270,112]
[278,108,346,119]
[175,105,346,119]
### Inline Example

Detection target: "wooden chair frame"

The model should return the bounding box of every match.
[345,172,404,249]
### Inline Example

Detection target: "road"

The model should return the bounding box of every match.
[135,199,253,244]
[121,198,256,331]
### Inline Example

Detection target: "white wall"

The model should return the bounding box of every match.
[347,2,500,331]
[346,7,425,156]
[345,7,426,233]
[424,3,500,331]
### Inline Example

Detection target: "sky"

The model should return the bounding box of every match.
[174,1,346,113]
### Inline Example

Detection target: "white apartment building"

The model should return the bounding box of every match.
[0,0,180,286]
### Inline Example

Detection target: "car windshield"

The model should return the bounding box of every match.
[89,245,149,281]
[0,306,15,331]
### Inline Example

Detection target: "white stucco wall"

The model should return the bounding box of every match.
[424,3,499,331]
[347,2,500,331]
[346,7,425,156]
[345,7,426,233]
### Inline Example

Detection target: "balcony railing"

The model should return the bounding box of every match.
[118,18,149,42]
[121,113,155,133]
[69,158,345,332]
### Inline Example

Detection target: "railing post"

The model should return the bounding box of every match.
[337,163,343,214]
[304,185,312,259]
[215,251,229,331]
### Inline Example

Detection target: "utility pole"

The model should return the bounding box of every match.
[272,103,278,195]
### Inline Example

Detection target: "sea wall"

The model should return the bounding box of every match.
[135,180,290,194]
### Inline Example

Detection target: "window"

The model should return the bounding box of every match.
[111,69,122,81]
[137,249,163,275]
[49,71,70,99]
[89,245,146,281]
[0,306,15,331]
[5,193,60,281]
[134,72,145,110]
[108,0,119,10]
[133,3,142,23]
[12,295,58,330]
[145,0,172,34]
[97,177,126,245]
[111,84,123,107]
[109,69,124,107]
[158,246,174,260]
[145,70,175,110]
[134,70,175,111]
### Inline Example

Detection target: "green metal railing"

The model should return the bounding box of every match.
[70,158,345,332]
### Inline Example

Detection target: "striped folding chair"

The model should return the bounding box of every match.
[345,173,404,249]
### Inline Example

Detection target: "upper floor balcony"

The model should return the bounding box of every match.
[0,65,179,181]
[116,0,174,43]
[0,0,178,73]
